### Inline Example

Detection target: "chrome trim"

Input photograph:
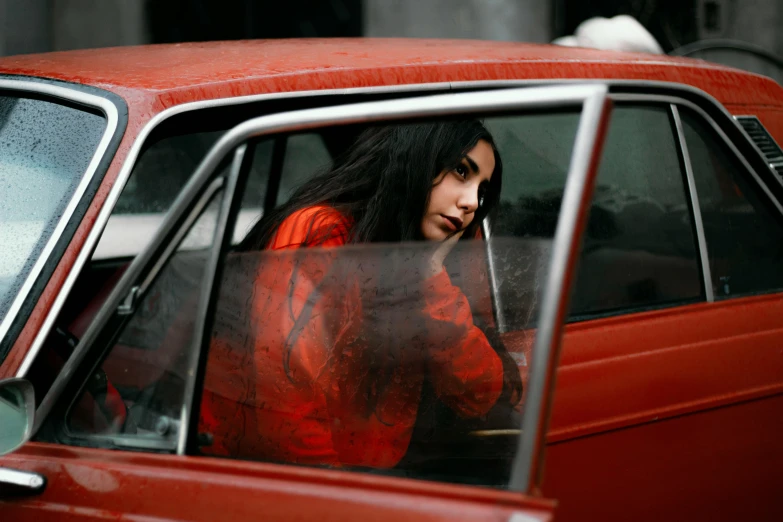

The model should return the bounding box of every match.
[507,513,543,522]
[16,77,765,378]
[671,105,715,302]
[0,467,45,493]
[177,146,246,455]
[611,93,783,217]
[161,87,607,209]
[56,433,177,452]
[509,86,611,492]
[0,80,119,350]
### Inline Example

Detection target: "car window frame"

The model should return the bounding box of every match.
[0,76,127,364]
[31,84,613,497]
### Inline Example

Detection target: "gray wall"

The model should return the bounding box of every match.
[364,0,551,43]
[51,0,148,51]
[0,0,148,57]
[1,0,781,87]
[1,0,51,56]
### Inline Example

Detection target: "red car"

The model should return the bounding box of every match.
[0,39,781,521]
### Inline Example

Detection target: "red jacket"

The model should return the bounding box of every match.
[201,206,502,468]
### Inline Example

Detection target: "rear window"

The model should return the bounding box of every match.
[0,93,106,329]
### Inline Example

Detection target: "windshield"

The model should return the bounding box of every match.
[0,93,106,335]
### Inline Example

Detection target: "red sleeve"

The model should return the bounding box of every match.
[267,205,351,250]
[422,270,503,418]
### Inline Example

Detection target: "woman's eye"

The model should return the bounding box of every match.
[454,164,468,178]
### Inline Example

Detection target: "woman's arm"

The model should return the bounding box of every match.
[421,269,504,418]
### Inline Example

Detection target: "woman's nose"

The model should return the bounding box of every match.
[457,186,479,212]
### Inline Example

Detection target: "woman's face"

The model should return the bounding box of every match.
[420,139,496,241]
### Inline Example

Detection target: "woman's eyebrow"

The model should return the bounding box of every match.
[463,155,480,174]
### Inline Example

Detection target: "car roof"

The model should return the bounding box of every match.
[1,38,780,109]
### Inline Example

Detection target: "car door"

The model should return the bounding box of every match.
[478,89,783,522]
[0,84,612,521]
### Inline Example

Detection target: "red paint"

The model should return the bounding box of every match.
[0,39,781,520]
[537,294,783,522]
[1,443,554,522]
[0,39,780,117]
[544,395,783,521]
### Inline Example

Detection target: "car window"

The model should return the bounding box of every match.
[0,93,106,336]
[680,107,783,298]
[194,115,585,488]
[488,105,701,328]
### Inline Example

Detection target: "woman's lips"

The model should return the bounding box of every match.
[442,215,463,231]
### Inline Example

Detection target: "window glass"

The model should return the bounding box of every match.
[198,116,580,488]
[65,191,222,444]
[488,105,701,327]
[96,130,224,259]
[680,107,783,297]
[486,112,580,330]
[51,111,593,489]
[114,132,223,215]
[0,94,106,335]
[276,133,332,205]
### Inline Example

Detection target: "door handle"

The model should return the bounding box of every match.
[0,467,46,495]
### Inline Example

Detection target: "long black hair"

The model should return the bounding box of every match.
[243,120,522,413]
[242,120,502,250]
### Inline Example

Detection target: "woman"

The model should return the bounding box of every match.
[200,120,522,469]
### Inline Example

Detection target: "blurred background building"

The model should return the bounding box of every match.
[0,0,781,82]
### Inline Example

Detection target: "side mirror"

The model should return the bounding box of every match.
[0,378,34,456]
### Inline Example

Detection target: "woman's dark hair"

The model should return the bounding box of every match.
[242,119,502,250]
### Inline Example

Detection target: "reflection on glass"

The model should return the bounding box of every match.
[199,239,550,486]
[490,106,702,326]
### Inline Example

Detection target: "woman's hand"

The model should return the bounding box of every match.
[426,230,463,278]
